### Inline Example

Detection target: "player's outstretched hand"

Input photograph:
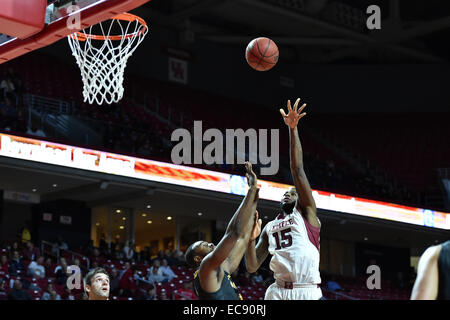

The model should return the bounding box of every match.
[250,210,262,241]
[279,98,307,129]
[245,161,257,188]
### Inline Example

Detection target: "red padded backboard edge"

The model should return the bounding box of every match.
[0,0,150,64]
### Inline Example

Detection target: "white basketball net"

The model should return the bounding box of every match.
[67,15,148,105]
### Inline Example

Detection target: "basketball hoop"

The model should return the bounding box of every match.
[67,13,148,105]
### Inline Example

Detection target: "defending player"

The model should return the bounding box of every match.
[84,267,110,300]
[245,98,322,300]
[411,240,450,300]
[185,162,261,300]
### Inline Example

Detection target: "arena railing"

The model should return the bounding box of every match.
[24,94,71,115]
[41,240,90,272]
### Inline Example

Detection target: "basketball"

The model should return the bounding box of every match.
[245,37,279,71]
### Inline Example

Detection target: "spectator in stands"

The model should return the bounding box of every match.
[6,68,23,95]
[20,223,31,245]
[23,241,40,261]
[8,280,32,300]
[152,250,167,265]
[10,241,21,253]
[175,281,197,300]
[99,234,108,255]
[8,251,25,276]
[164,249,175,265]
[252,271,264,284]
[42,283,61,300]
[147,259,170,283]
[109,268,120,296]
[171,249,185,267]
[52,236,69,258]
[0,75,15,99]
[237,271,254,287]
[160,258,176,282]
[58,237,69,251]
[147,265,167,285]
[132,243,140,262]
[28,256,45,279]
[0,254,9,275]
[159,288,169,300]
[55,259,69,285]
[72,258,81,270]
[0,279,7,300]
[90,247,105,267]
[112,242,123,260]
[84,240,95,257]
[54,257,67,275]
[44,257,53,277]
[118,263,138,296]
[140,246,151,264]
[123,241,134,261]
[142,285,157,300]
[63,286,75,300]
[327,275,343,292]
[26,124,46,138]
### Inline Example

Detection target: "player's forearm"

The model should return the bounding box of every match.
[226,186,258,237]
[289,126,303,170]
[245,240,259,273]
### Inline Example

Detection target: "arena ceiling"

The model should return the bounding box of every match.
[129,0,450,64]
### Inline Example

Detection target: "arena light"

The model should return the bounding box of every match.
[0,132,449,230]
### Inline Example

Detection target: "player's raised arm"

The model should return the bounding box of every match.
[245,222,269,274]
[280,98,319,227]
[411,245,440,300]
[199,162,259,276]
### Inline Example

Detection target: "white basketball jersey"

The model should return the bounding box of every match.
[266,208,321,284]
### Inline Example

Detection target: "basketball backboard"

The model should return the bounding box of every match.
[0,0,150,64]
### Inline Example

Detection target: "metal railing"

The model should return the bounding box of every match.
[41,240,90,272]
[24,94,71,115]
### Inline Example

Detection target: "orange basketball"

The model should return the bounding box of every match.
[245,37,279,71]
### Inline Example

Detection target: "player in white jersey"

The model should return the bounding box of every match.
[245,98,322,300]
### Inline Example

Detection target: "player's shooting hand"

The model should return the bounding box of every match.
[279,98,307,129]
[250,210,262,241]
[245,161,257,188]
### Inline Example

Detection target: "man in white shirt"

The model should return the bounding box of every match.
[160,259,176,281]
[28,256,45,279]
[147,265,167,284]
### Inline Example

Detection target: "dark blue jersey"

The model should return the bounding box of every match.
[194,269,243,300]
